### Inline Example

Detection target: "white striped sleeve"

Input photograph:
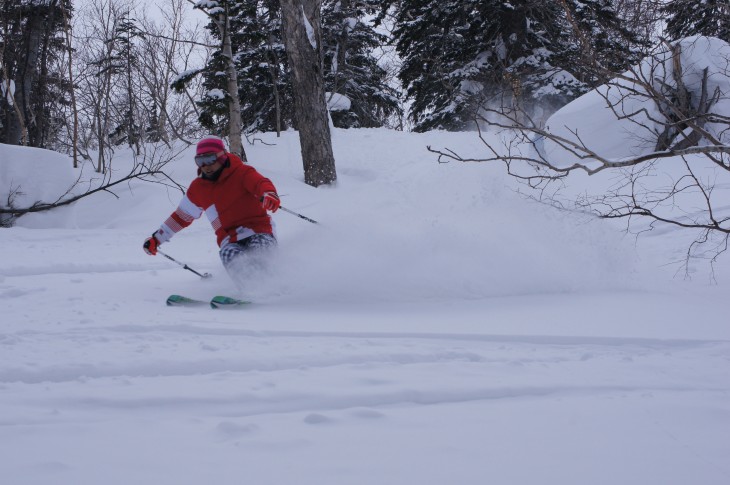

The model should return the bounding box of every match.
[154,195,203,243]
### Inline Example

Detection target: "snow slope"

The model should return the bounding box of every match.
[1,128,729,485]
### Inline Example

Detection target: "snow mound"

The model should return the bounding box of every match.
[544,36,730,167]
[0,143,77,225]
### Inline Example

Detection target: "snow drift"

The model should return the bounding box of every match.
[544,36,730,166]
[0,143,77,225]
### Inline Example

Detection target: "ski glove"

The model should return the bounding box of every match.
[261,192,280,212]
[143,234,160,256]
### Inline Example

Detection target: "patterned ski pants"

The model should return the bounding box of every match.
[219,233,277,276]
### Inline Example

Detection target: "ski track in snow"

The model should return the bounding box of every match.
[2,264,729,431]
[3,265,729,429]
[3,330,728,427]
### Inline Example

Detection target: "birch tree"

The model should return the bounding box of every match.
[0,0,73,147]
[190,0,247,159]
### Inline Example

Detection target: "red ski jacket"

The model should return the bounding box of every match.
[154,154,276,247]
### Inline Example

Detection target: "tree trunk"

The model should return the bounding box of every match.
[97,61,113,174]
[0,38,28,145]
[215,7,246,161]
[331,0,350,98]
[61,2,78,168]
[17,8,45,146]
[266,31,282,137]
[280,0,337,187]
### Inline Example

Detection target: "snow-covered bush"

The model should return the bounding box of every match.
[0,144,76,227]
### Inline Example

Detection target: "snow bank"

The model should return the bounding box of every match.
[544,36,730,166]
[0,143,77,225]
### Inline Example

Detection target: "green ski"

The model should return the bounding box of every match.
[166,294,251,309]
[166,294,208,307]
[210,295,252,309]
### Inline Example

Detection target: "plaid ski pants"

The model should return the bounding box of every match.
[219,233,277,269]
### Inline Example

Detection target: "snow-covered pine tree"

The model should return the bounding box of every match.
[0,0,74,147]
[229,0,293,134]
[197,0,398,133]
[557,0,646,87]
[193,1,240,142]
[185,0,247,157]
[662,0,730,42]
[195,0,292,137]
[611,0,664,47]
[321,0,401,128]
[387,0,644,131]
[388,0,586,131]
[107,11,144,151]
[388,0,484,131]
[477,0,577,123]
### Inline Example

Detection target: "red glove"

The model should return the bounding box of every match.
[143,234,160,255]
[261,192,280,212]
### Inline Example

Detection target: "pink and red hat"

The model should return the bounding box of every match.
[196,136,226,156]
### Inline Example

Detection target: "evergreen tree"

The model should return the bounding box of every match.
[197,0,398,134]
[388,0,484,131]
[389,0,572,131]
[387,0,641,131]
[195,45,230,136]
[557,0,646,86]
[230,0,293,133]
[145,100,163,143]
[321,0,401,128]
[0,0,73,147]
[181,0,247,156]
[196,0,293,135]
[662,0,730,42]
[193,1,236,136]
[107,11,144,149]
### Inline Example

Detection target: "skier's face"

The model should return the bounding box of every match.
[200,159,223,176]
[195,151,225,176]
[195,151,223,167]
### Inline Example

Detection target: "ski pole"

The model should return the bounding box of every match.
[157,249,212,279]
[279,205,319,224]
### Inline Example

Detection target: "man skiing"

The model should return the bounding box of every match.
[143,136,280,277]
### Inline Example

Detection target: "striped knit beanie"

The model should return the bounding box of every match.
[196,136,226,156]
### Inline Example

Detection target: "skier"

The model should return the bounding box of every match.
[143,136,280,277]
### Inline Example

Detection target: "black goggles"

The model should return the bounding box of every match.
[195,152,220,167]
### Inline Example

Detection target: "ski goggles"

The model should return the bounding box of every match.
[195,152,222,167]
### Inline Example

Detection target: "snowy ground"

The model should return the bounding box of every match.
[1,129,729,484]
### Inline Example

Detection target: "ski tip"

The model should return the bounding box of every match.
[166,294,207,307]
[166,294,185,306]
[210,295,252,309]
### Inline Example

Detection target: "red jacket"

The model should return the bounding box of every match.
[155,154,276,247]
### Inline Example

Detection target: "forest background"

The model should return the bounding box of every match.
[3,0,720,154]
